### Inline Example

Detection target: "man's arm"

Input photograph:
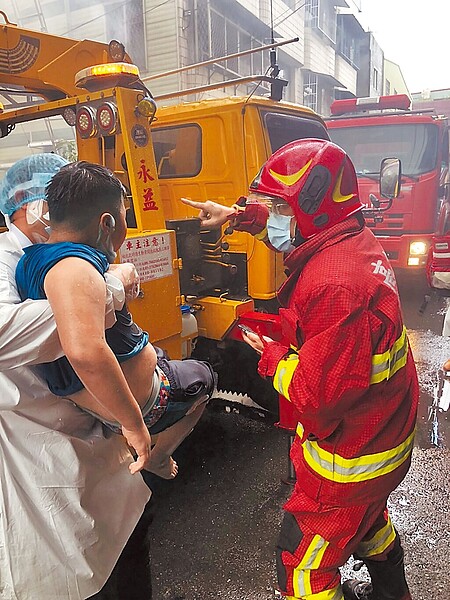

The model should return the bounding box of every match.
[44,257,151,474]
[180,197,236,228]
[108,262,140,301]
[180,197,269,238]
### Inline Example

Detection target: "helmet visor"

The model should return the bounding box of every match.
[246,192,292,216]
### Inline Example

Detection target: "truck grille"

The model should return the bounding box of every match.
[368,213,404,234]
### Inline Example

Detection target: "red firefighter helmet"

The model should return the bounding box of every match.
[249,138,362,239]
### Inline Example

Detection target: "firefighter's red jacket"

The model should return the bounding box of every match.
[258,216,419,506]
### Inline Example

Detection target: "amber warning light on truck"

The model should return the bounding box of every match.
[75,62,140,91]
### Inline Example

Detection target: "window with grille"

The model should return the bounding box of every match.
[305,0,336,43]
[303,73,318,112]
[195,2,267,80]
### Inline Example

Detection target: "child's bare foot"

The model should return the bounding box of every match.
[146,455,178,479]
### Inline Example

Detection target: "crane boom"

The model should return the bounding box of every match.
[0,11,131,100]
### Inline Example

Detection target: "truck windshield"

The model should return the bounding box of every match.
[262,111,329,152]
[329,123,439,177]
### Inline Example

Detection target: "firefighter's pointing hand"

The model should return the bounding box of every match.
[180,197,237,228]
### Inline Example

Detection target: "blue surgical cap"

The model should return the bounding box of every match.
[0,153,69,217]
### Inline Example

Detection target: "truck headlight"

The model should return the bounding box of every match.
[409,241,427,256]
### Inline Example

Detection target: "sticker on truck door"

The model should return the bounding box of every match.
[119,234,172,282]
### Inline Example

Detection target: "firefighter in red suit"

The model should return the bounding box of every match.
[181,139,418,600]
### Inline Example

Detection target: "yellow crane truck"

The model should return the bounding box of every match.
[0,11,330,413]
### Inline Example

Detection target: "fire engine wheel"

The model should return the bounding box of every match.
[192,338,279,417]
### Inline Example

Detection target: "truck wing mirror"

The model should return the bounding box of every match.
[379,157,401,199]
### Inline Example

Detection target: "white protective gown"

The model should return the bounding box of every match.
[0,227,151,600]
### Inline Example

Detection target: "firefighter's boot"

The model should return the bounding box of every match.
[342,535,412,600]
[341,580,373,600]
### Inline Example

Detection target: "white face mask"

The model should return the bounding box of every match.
[25,200,51,243]
[267,213,295,253]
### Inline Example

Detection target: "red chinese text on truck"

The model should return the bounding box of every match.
[326,94,450,282]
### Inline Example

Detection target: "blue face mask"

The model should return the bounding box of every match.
[267,213,295,253]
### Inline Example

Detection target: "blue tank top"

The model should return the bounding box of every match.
[16,242,149,397]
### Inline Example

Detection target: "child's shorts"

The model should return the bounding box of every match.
[100,357,216,435]
[146,357,216,434]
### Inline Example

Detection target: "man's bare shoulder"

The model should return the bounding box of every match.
[44,256,106,301]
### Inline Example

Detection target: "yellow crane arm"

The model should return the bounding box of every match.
[0,11,131,100]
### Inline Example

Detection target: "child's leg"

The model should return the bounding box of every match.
[147,400,207,479]
[145,358,216,479]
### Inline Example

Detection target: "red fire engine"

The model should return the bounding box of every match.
[326,95,450,282]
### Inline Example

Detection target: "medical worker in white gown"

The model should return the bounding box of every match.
[0,154,150,600]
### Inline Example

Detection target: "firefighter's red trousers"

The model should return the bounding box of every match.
[276,495,397,600]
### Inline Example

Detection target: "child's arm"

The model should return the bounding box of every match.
[44,256,151,474]
[108,262,140,301]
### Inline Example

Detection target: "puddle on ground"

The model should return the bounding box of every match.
[408,329,450,448]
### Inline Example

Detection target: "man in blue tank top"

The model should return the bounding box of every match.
[16,161,215,480]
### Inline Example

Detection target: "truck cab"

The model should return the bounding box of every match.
[327,95,450,279]
[152,96,328,305]
[0,15,329,413]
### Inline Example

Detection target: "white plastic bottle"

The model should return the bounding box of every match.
[181,304,198,359]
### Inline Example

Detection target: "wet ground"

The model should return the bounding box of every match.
[143,280,450,600]
[400,280,450,449]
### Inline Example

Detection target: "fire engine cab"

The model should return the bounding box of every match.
[326,94,450,282]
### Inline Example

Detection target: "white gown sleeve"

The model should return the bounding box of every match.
[0,298,62,368]
[0,240,63,368]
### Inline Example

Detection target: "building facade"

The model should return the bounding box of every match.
[384,59,410,98]
[0,0,400,169]
[143,0,360,114]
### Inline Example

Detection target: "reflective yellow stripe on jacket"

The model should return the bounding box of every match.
[298,426,415,483]
[273,326,409,401]
[273,352,299,401]
[371,326,408,384]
